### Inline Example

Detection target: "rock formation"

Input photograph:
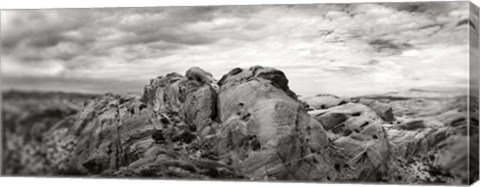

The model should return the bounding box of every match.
[215,66,330,180]
[1,66,476,185]
[142,72,186,113]
[300,94,349,110]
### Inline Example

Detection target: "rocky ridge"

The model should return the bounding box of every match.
[2,66,478,184]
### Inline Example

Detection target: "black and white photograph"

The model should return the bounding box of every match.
[1,1,479,185]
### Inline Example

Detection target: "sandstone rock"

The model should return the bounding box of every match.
[311,112,348,130]
[302,94,349,110]
[397,119,425,130]
[358,99,395,122]
[186,66,215,84]
[68,94,158,174]
[432,135,469,183]
[435,110,467,128]
[63,92,235,179]
[141,67,219,137]
[181,79,217,135]
[218,66,297,100]
[217,66,331,180]
[382,105,472,184]
[141,73,186,113]
[4,66,475,185]
[386,127,433,158]
[314,103,390,180]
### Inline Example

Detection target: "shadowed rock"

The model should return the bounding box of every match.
[186,66,215,84]
[397,119,425,130]
[3,66,475,185]
[142,73,186,113]
[181,67,218,136]
[311,112,348,130]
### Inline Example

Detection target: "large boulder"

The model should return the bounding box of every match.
[218,66,297,100]
[216,66,332,180]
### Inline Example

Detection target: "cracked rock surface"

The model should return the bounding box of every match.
[2,67,477,185]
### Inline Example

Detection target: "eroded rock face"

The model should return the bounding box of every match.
[301,94,349,110]
[70,94,154,174]
[381,99,476,184]
[309,103,390,181]
[62,92,239,179]
[141,67,219,136]
[142,73,186,113]
[186,67,215,84]
[216,66,331,180]
[181,68,218,135]
[357,99,395,122]
[4,66,475,185]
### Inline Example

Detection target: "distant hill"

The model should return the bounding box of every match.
[353,88,468,101]
[1,90,100,101]
[383,88,467,98]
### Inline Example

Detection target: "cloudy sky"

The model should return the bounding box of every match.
[0,2,473,96]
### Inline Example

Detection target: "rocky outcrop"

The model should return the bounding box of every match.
[186,67,215,84]
[357,99,395,122]
[142,73,186,113]
[218,66,297,100]
[181,68,218,135]
[305,93,476,184]
[309,103,390,180]
[141,67,218,136]
[3,66,476,185]
[55,92,239,179]
[301,94,349,110]
[380,100,476,184]
[69,94,153,174]
[1,91,94,175]
[216,66,331,180]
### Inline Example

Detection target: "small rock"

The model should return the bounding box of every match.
[313,112,348,130]
[398,119,425,130]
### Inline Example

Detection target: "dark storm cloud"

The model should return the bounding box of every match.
[364,59,380,66]
[1,6,264,69]
[368,39,412,54]
[2,10,93,50]
[383,2,467,14]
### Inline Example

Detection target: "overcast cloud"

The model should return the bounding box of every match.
[0,2,472,96]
